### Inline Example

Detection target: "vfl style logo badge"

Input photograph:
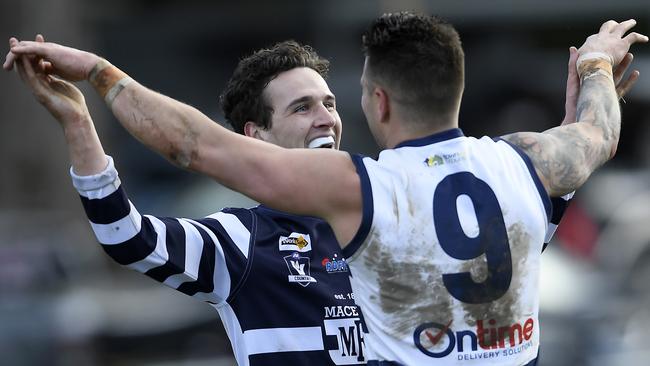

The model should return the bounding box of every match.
[279,232,312,252]
[284,252,317,287]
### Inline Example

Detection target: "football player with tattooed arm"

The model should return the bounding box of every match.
[5,14,646,366]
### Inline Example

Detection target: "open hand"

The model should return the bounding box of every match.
[578,19,648,66]
[15,50,90,127]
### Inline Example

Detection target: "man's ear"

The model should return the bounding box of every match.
[376,87,390,123]
[244,121,263,139]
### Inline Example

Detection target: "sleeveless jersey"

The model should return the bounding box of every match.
[71,156,367,366]
[343,129,551,365]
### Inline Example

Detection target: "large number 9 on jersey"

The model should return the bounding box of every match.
[433,172,512,304]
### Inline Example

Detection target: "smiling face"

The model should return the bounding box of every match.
[246,67,342,149]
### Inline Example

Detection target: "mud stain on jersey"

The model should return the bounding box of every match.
[364,233,453,339]
[461,222,531,346]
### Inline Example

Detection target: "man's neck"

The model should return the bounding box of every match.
[384,120,458,149]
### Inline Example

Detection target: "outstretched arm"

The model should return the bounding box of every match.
[504,19,648,197]
[5,37,362,246]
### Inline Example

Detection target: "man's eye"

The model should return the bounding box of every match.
[324,102,336,110]
[294,104,309,113]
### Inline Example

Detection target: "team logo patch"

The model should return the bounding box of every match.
[284,252,317,287]
[321,254,348,274]
[279,232,312,252]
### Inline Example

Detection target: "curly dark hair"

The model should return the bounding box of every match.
[362,12,464,124]
[220,41,330,134]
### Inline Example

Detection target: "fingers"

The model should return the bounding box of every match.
[565,46,579,96]
[34,34,53,73]
[9,40,50,57]
[611,19,636,36]
[623,32,650,46]
[14,55,28,83]
[561,46,580,126]
[20,54,42,87]
[614,53,633,84]
[3,37,19,71]
[600,20,618,33]
[617,70,640,99]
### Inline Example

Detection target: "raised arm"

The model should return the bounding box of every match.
[8,40,263,303]
[5,37,363,245]
[503,20,648,197]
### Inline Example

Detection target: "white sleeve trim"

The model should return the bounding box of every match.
[70,155,121,199]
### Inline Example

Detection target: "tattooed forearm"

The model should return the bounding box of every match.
[502,61,620,197]
[503,131,589,196]
[576,66,620,150]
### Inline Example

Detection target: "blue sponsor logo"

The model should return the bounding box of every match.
[321,254,348,274]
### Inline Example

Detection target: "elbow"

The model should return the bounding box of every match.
[168,147,196,169]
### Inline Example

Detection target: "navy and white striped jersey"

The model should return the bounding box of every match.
[71,156,367,366]
[343,129,561,365]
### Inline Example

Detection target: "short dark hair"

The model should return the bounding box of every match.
[362,12,465,124]
[220,41,330,134]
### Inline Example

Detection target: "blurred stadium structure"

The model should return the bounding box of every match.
[1,0,649,365]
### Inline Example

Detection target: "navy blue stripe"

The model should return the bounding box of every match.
[494,138,552,222]
[395,128,463,148]
[550,196,570,225]
[177,221,216,296]
[367,361,404,366]
[145,217,186,282]
[79,186,130,224]
[342,154,374,259]
[224,210,255,302]
[223,207,254,231]
[201,219,253,301]
[101,216,157,265]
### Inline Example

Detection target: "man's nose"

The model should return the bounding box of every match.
[313,103,336,128]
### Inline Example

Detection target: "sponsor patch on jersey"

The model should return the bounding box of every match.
[424,155,445,167]
[413,317,535,359]
[284,252,317,287]
[321,254,348,274]
[279,232,312,252]
[424,152,466,167]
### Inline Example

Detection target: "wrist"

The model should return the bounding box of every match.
[62,115,94,140]
[577,55,613,84]
[576,51,613,69]
[87,59,133,107]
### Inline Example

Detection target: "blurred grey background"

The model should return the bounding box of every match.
[1,0,649,365]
